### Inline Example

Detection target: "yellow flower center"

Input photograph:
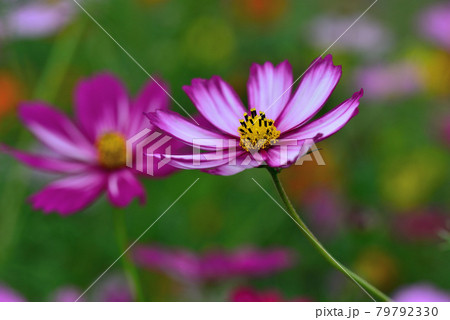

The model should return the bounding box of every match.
[97,132,127,169]
[238,108,280,152]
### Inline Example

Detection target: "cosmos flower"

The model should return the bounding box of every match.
[52,286,83,302]
[393,283,450,302]
[438,113,450,148]
[91,275,133,302]
[419,3,450,50]
[0,1,75,39]
[354,62,423,101]
[0,284,24,302]
[148,55,363,175]
[301,187,345,238]
[393,209,449,242]
[134,245,295,282]
[306,15,392,57]
[230,286,311,302]
[1,73,180,215]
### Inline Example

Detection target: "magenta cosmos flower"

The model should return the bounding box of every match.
[1,73,180,215]
[230,286,312,302]
[134,245,294,282]
[147,55,363,175]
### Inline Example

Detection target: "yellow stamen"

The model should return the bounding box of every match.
[238,109,280,152]
[97,132,126,169]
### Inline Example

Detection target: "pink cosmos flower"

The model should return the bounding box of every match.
[147,55,363,175]
[301,187,345,238]
[134,245,295,282]
[354,62,423,101]
[0,284,25,302]
[419,3,450,50]
[0,1,75,39]
[230,286,312,302]
[393,283,450,302]
[1,73,180,215]
[438,113,450,148]
[52,286,83,302]
[393,209,449,242]
[307,15,391,57]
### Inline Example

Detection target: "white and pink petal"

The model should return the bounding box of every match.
[262,138,317,168]
[129,77,171,136]
[75,73,131,141]
[0,144,90,174]
[147,110,237,150]
[106,169,146,207]
[247,60,293,121]
[19,102,96,162]
[183,76,245,137]
[29,171,107,215]
[283,89,363,142]
[277,55,342,132]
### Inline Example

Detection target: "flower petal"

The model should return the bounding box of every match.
[155,149,245,170]
[284,89,363,141]
[75,73,131,140]
[202,153,263,176]
[147,110,236,150]
[183,76,246,137]
[247,60,293,121]
[263,139,317,168]
[0,144,90,174]
[129,77,171,136]
[107,169,146,207]
[30,171,106,215]
[277,55,342,132]
[19,102,96,161]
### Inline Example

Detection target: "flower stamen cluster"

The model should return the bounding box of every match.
[238,108,280,152]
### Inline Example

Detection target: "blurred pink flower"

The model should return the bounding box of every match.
[0,284,25,302]
[134,245,295,282]
[301,187,344,237]
[354,62,423,100]
[230,286,311,302]
[1,73,181,215]
[92,275,133,302]
[148,56,363,174]
[0,1,75,39]
[393,283,450,302]
[307,15,392,57]
[393,209,449,242]
[438,113,450,148]
[52,286,83,302]
[419,3,450,50]
[52,276,132,302]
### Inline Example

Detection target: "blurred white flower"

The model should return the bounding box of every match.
[0,1,76,39]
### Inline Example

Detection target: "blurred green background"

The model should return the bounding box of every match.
[0,0,449,301]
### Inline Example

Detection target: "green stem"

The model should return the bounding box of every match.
[33,20,86,101]
[267,167,390,302]
[112,209,145,302]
